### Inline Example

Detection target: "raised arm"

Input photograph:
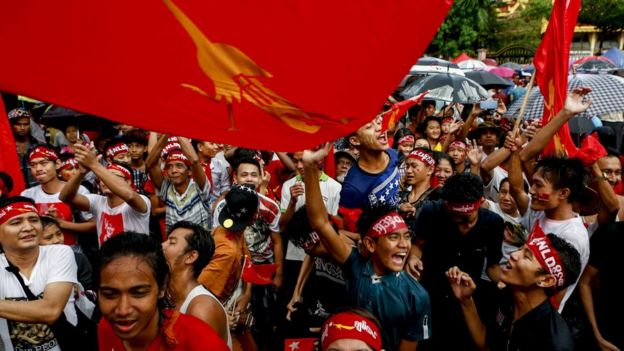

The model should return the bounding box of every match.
[74,144,147,213]
[303,144,351,264]
[460,104,481,141]
[505,131,529,215]
[178,137,207,190]
[276,152,296,172]
[590,163,620,225]
[145,134,168,189]
[520,87,592,161]
[59,167,90,212]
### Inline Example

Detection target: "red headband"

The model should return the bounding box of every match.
[448,141,467,151]
[106,164,132,180]
[526,221,566,288]
[161,140,182,159]
[165,150,191,167]
[0,202,38,225]
[442,117,454,124]
[321,312,382,351]
[445,199,483,216]
[59,158,79,171]
[29,146,58,163]
[106,143,129,159]
[398,135,415,145]
[407,149,435,167]
[366,212,408,238]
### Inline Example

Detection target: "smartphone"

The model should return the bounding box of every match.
[480,99,497,110]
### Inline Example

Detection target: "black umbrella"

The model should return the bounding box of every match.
[465,71,513,90]
[401,73,489,104]
[40,105,113,131]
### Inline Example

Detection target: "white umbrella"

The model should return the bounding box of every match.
[458,59,487,70]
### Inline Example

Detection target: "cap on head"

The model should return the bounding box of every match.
[218,184,259,232]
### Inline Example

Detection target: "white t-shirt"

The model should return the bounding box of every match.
[521,203,590,312]
[84,194,151,246]
[21,185,93,246]
[280,173,341,261]
[0,245,78,351]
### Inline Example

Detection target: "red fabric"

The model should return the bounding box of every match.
[575,133,607,167]
[241,256,278,285]
[29,146,59,163]
[533,0,581,157]
[615,181,623,196]
[452,53,473,63]
[99,212,125,245]
[284,338,316,351]
[407,149,436,167]
[0,98,25,196]
[381,92,428,132]
[338,207,363,233]
[266,160,290,201]
[573,55,614,65]
[0,1,451,152]
[98,309,230,351]
[444,199,483,216]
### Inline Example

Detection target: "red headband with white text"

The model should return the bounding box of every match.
[526,221,566,288]
[366,212,408,238]
[0,202,38,225]
[445,198,483,216]
[29,146,58,163]
[321,312,382,351]
[106,164,132,180]
[106,143,129,159]
[407,149,435,167]
[398,135,415,146]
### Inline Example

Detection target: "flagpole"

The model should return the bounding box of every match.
[512,72,536,134]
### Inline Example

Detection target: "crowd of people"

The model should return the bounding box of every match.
[0,79,623,351]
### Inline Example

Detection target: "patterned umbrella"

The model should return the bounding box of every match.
[489,66,515,78]
[401,73,489,104]
[505,74,624,119]
[573,55,614,65]
[576,59,617,73]
[458,59,487,70]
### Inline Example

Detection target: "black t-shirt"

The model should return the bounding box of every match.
[588,222,624,348]
[302,256,348,325]
[413,200,504,295]
[488,293,575,351]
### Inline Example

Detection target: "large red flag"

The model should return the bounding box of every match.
[533,0,581,156]
[381,92,429,132]
[0,0,452,152]
[0,97,26,196]
[241,257,279,285]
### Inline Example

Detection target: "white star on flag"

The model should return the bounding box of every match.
[288,341,300,350]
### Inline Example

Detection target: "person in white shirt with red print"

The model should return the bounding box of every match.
[60,143,150,246]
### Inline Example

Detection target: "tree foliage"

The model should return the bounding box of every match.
[428,0,498,59]
[493,0,552,51]
[578,0,624,50]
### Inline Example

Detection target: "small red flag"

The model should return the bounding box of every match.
[0,96,26,196]
[381,92,428,132]
[241,257,278,285]
[284,338,317,351]
[533,0,581,156]
[0,1,452,152]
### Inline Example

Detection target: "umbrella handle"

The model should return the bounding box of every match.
[513,73,536,133]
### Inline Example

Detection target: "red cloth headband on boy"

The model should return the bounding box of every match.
[59,158,79,171]
[366,212,408,238]
[445,198,483,216]
[398,135,415,145]
[449,140,467,151]
[407,149,436,167]
[29,146,58,162]
[321,312,382,351]
[165,150,191,167]
[106,143,129,159]
[0,202,38,225]
[106,164,132,180]
[526,221,566,288]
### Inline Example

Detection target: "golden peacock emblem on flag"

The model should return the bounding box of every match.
[163,0,350,133]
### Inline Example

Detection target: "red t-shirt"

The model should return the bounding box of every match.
[98,309,229,351]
